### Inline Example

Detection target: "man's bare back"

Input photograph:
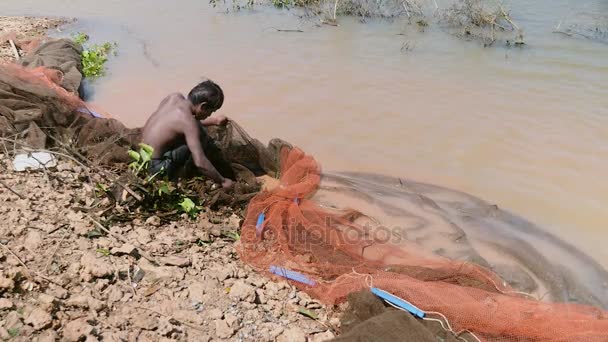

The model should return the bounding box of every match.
[142,80,233,188]
[143,93,195,158]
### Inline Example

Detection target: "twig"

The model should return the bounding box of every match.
[276,29,304,33]
[0,241,65,286]
[498,4,519,31]
[86,214,158,264]
[43,228,69,273]
[8,40,19,60]
[126,305,207,332]
[0,179,25,199]
[402,1,411,18]
[0,241,30,271]
[333,0,340,20]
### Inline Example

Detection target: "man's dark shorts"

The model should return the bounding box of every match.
[148,123,234,180]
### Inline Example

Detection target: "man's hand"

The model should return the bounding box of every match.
[214,115,228,125]
[221,178,234,189]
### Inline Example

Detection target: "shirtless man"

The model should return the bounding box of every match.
[142,79,234,188]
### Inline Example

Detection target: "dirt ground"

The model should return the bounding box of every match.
[0,16,68,63]
[0,154,339,341]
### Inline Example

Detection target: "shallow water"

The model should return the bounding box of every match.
[4,0,608,266]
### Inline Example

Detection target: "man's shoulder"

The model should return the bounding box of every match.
[164,92,186,101]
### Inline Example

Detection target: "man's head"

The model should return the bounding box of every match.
[188,79,224,120]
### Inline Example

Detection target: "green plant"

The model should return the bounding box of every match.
[128,143,154,176]
[7,328,20,337]
[271,0,291,8]
[222,231,240,241]
[96,248,111,256]
[81,42,118,79]
[179,197,201,218]
[72,32,89,45]
[95,183,109,197]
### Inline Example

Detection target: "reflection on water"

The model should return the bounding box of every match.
[3,0,608,267]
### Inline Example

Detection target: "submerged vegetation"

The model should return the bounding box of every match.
[71,32,118,79]
[439,0,524,46]
[210,0,524,46]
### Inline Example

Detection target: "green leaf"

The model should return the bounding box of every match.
[96,248,111,256]
[128,150,141,162]
[222,231,240,241]
[179,198,196,213]
[139,143,154,156]
[158,181,172,195]
[298,307,319,320]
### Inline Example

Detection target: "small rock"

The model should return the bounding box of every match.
[229,280,256,303]
[88,297,106,313]
[187,282,206,303]
[329,317,341,327]
[310,330,335,342]
[47,285,68,299]
[0,276,15,291]
[132,314,158,330]
[145,216,161,227]
[0,298,14,310]
[110,243,138,257]
[269,326,284,339]
[224,313,238,328]
[0,328,9,340]
[187,332,211,342]
[173,310,203,325]
[94,279,110,292]
[24,231,43,251]
[36,329,59,342]
[84,334,99,342]
[66,294,89,309]
[255,288,267,304]
[80,253,113,281]
[277,327,306,342]
[157,317,179,337]
[4,310,23,330]
[106,286,124,304]
[24,308,52,331]
[135,228,152,245]
[160,256,191,267]
[62,317,94,342]
[207,308,223,320]
[38,293,55,306]
[214,319,235,339]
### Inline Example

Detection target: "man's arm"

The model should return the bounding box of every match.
[200,115,228,126]
[183,119,225,184]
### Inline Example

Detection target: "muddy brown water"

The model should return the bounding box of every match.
[4,0,608,270]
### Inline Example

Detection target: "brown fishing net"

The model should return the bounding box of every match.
[238,147,608,342]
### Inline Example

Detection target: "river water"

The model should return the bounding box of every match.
[4,0,608,266]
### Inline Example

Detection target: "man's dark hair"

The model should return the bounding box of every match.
[187,79,224,111]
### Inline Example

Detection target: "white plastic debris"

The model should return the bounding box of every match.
[12,152,57,171]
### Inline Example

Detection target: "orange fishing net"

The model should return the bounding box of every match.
[238,147,608,342]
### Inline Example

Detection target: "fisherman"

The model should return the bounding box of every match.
[142,79,234,188]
